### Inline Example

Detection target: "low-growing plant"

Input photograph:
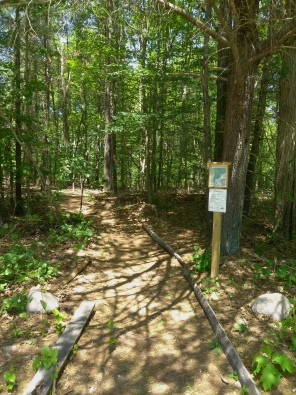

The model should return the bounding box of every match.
[240,384,250,394]
[201,276,220,295]
[253,260,273,280]
[107,319,116,345]
[0,244,59,291]
[233,322,248,334]
[252,304,296,390]
[72,344,78,355]
[253,343,295,391]
[52,308,64,334]
[1,292,27,314]
[9,322,22,338]
[228,370,238,381]
[208,338,221,354]
[192,247,211,273]
[3,366,16,391]
[32,345,58,373]
[48,212,94,246]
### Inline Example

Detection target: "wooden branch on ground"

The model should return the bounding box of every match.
[62,257,92,285]
[23,300,95,395]
[142,224,261,395]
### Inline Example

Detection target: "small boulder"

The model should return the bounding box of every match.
[26,288,59,314]
[252,293,290,321]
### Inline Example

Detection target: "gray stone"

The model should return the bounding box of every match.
[26,289,59,313]
[252,293,290,321]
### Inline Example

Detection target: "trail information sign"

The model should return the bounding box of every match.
[207,162,231,278]
[208,189,227,213]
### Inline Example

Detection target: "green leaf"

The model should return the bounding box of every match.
[108,337,116,344]
[233,322,247,332]
[290,333,296,351]
[272,353,295,373]
[107,319,114,330]
[261,344,273,357]
[3,371,16,383]
[32,357,42,371]
[260,363,281,391]
[252,354,268,374]
[41,345,51,357]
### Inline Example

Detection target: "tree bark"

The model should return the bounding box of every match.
[274,42,296,239]
[14,7,23,216]
[244,57,271,216]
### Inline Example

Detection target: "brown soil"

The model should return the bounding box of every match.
[0,189,296,395]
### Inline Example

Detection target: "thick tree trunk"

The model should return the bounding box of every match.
[221,54,258,255]
[244,57,271,215]
[274,43,296,238]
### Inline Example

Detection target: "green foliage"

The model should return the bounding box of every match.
[252,304,296,390]
[274,264,296,288]
[32,345,58,372]
[52,308,64,334]
[192,247,211,273]
[239,384,250,394]
[72,344,78,355]
[107,319,114,330]
[253,259,296,287]
[9,322,22,338]
[208,338,221,354]
[228,370,238,381]
[233,322,248,334]
[107,319,116,345]
[253,343,295,391]
[48,213,94,246]
[3,366,16,391]
[1,292,27,314]
[253,260,273,280]
[0,244,58,291]
[201,276,220,295]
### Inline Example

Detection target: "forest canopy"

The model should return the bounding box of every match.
[0,0,295,254]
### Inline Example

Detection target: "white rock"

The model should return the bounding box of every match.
[252,293,290,321]
[26,289,59,313]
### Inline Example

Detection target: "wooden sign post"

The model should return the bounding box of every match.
[208,162,231,278]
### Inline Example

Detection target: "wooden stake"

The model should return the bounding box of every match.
[211,211,222,278]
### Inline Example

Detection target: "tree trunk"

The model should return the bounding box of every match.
[213,0,230,162]
[103,0,115,192]
[274,43,296,239]
[221,46,259,254]
[244,57,271,216]
[14,7,23,216]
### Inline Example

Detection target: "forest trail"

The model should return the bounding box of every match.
[1,189,294,395]
[54,190,237,395]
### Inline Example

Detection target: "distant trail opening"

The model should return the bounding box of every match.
[142,224,261,395]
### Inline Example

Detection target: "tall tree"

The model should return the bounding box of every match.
[14,6,23,215]
[154,0,296,255]
[275,42,296,239]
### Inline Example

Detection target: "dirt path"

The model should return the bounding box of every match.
[1,190,295,395]
[51,191,235,395]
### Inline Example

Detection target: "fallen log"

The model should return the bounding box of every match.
[142,224,261,395]
[23,300,95,395]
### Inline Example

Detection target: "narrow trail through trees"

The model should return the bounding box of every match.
[55,190,239,395]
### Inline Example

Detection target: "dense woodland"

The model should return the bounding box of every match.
[0,0,295,255]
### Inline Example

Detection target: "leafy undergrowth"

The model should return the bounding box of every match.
[0,189,296,394]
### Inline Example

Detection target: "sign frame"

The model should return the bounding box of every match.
[208,162,231,189]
